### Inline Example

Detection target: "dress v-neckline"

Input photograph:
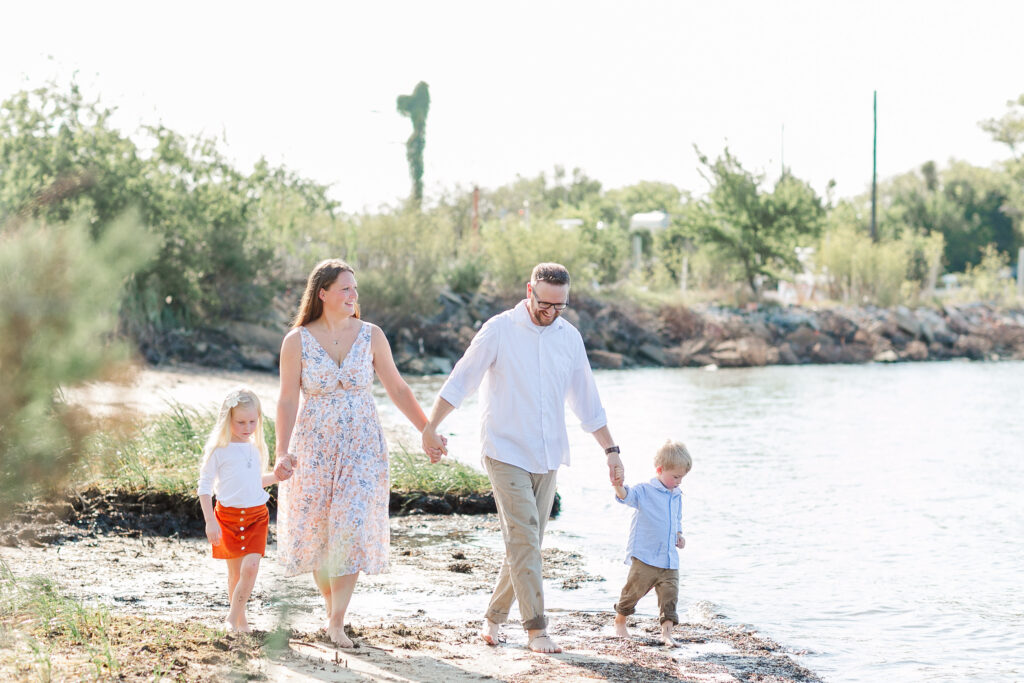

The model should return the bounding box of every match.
[303,323,362,370]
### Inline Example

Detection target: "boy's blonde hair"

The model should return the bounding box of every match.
[200,387,270,471]
[655,440,692,472]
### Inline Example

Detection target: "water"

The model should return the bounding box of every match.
[385,361,1024,682]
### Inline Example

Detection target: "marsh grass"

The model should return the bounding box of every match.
[0,560,269,681]
[389,446,491,495]
[76,404,488,498]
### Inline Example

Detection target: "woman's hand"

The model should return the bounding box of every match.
[421,426,447,464]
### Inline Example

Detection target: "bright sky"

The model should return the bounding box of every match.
[2,1,1020,212]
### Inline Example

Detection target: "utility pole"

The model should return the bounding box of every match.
[870,90,878,242]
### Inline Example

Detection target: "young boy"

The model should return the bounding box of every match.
[611,440,692,646]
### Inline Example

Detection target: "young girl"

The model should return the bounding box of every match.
[197,387,278,633]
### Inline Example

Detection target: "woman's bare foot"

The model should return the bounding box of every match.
[660,621,677,647]
[613,614,630,638]
[480,618,501,646]
[527,630,562,653]
[224,618,250,633]
[327,624,354,648]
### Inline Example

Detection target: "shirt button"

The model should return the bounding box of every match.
[240,535,245,540]
[239,527,244,531]
[241,546,246,550]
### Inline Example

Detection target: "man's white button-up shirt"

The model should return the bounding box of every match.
[439,300,607,474]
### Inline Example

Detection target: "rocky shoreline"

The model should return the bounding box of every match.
[139,289,1024,373]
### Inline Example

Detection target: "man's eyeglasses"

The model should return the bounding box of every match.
[531,289,569,311]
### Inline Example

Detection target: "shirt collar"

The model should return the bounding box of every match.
[649,477,682,496]
[513,299,565,333]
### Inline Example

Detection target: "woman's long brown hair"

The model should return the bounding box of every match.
[291,259,360,328]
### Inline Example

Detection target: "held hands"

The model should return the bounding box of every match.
[606,451,624,486]
[421,426,448,464]
[205,521,222,547]
[274,454,295,481]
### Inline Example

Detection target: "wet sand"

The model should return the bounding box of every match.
[2,514,819,682]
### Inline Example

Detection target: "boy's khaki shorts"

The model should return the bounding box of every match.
[614,557,679,625]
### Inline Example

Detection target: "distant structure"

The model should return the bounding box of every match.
[629,210,670,271]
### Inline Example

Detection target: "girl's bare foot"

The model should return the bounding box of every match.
[614,615,630,638]
[526,630,562,653]
[480,618,501,646]
[660,621,677,647]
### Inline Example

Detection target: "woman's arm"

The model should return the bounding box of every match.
[370,325,444,461]
[274,329,302,480]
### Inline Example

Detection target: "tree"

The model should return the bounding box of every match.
[396,81,430,206]
[692,148,825,296]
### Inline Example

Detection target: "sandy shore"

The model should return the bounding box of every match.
[2,513,819,682]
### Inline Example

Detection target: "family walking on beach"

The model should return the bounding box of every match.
[197,259,692,651]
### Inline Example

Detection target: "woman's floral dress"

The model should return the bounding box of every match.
[277,322,389,577]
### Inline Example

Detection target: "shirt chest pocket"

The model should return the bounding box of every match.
[541,339,576,389]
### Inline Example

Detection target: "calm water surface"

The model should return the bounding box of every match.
[386,361,1024,682]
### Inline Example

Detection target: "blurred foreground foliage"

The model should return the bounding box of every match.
[0,215,156,509]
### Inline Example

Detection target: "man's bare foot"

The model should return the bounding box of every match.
[660,621,677,647]
[480,618,502,646]
[527,630,562,653]
[614,615,630,638]
[327,625,354,648]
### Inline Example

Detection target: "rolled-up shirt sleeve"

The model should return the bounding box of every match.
[439,318,500,408]
[566,335,607,433]
[615,484,641,509]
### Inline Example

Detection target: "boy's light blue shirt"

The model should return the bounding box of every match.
[616,477,683,570]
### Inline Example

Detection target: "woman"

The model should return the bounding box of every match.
[273,259,443,647]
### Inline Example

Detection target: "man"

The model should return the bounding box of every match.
[421,262,623,654]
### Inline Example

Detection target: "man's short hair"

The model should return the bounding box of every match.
[531,262,570,286]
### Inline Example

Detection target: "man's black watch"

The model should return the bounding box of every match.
[604,446,620,455]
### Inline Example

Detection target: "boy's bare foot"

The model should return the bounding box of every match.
[526,630,562,653]
[660,621,677,647]
[327,625,354,648]
[613,615,630,638]
[480,618,502,646]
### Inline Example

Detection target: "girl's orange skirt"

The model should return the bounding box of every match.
[212,502,269,559]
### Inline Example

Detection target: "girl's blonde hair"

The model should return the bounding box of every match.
[655,439,692,472]
[200,387,270,471]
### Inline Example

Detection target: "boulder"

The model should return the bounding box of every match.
[588,350,624,369]
[637,343,668,366]
[901,340,929,361]
[222,321,286,355]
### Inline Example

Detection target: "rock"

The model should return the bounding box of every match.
[222,321,285,355]
[838,342,874,363]
[901,340,929,361]
[238,345,277,371]
[785,325,819,354]
[588,350,624,369]
[893,306,922,338]
[776,342,800,365]
[874,349,899,362]
[810,340,844,363]
[637,343,667,366]
[954,334,994,360]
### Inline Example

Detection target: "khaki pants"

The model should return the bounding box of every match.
[614,557,679,625]
[483,457,558,631]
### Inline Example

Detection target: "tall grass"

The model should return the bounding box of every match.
[79,405,489,497]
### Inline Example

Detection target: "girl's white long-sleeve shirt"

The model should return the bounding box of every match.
[196,442,270,508]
